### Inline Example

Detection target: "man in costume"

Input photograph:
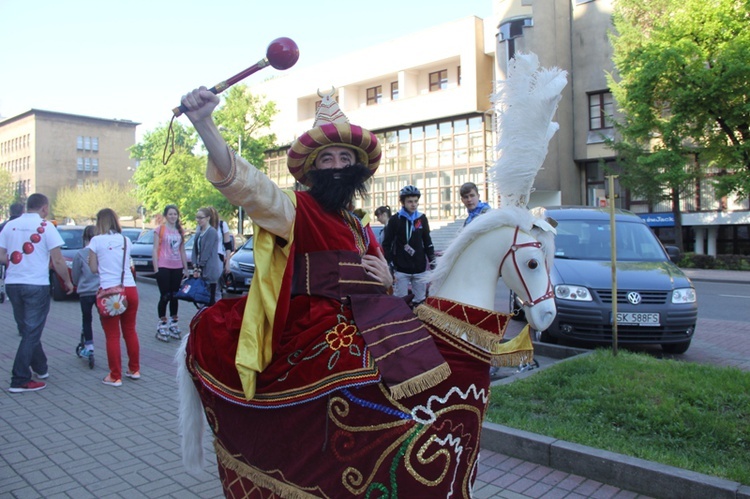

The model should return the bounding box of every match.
[181,87,485,496]
[179,49,565,498]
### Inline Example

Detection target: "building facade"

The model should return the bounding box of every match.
[248,1,748,255]
[0,109,138,219]
[251,16,499,224]
[493,0,749,255]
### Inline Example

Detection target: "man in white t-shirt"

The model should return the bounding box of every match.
[0,193,74,393]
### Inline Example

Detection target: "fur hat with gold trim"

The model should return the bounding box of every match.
[287,89,381,186]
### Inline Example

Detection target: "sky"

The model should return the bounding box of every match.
[0,0,492,140]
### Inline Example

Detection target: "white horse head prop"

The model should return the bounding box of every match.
[429,206,556,332]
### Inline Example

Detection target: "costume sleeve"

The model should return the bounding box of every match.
[206,147,295,239]
[422,216,435,261]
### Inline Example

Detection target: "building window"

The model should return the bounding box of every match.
[499,17,533,60]
[92,137,99,152]
[77,136,84,150]
[429,70,448,92]
[84,158,91,171]
[588,91,614,130]
[84,136,91,150]
[77,158,84,171]
[391,81,399,100]
[366,85,383,106]
[92,158,99,172]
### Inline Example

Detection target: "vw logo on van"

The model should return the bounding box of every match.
[627,292,642,305]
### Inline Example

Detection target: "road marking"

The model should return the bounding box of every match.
[718,294,750,299]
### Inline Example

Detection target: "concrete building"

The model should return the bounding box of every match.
[251,16,499,224]
[493,0,749,255]
[0,109,138,219]
[247,1,748,255]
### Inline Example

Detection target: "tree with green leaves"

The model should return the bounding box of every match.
[53,180,139,223]
[608,0,750,251]
[0,168,16,217]
[213,85,278,171]
[130,85,277,229]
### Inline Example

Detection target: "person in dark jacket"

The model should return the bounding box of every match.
[0,202,24,234]
[383,185,435,304]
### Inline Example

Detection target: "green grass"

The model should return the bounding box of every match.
[485,349,750,485]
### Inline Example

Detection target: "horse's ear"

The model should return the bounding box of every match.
[533,218,557,234]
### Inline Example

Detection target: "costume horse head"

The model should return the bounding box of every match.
[428,206,556,332]
[177,53,566,498]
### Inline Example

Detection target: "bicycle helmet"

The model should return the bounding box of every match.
[399,185,421,200]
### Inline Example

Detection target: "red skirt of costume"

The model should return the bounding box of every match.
[186,295,515,499]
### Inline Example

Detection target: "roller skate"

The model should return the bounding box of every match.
[168,318,181,340]
[156,320,170,342]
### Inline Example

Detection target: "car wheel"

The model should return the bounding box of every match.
[50,274,67,301]
[662,340,691,354]
[509,291,526,321]
[224,274,237,294]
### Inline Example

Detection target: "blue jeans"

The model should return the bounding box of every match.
[7,284,51,387]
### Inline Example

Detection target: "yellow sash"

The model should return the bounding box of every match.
[235,191,297,399]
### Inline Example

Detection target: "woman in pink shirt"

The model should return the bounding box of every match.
[152,205,189,342]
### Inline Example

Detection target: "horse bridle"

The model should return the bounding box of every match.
[499,226,554,307]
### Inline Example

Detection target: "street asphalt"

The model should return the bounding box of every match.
[0,269,748,498]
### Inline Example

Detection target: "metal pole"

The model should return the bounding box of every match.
[608,174,618,356]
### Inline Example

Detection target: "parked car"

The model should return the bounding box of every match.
[122,228,144,243]
[225,236,254,293]
[51,225,85,301]
[510,206,697,354]
[130,228,156,272]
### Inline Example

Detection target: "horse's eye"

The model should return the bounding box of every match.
[528,259,539,270]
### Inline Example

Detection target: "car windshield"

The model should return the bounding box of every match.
[59,229,84,250]
[122,229,142,242]
[554,220,667,262]
[135,230,155,244]
[239,237,253,251]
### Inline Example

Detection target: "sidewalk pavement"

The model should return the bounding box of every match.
[0,271,747,498]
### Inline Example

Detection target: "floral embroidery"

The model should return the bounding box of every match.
[100,293,127,316]
[326,322,357,351]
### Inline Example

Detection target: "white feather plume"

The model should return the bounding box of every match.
[490,53,567,209]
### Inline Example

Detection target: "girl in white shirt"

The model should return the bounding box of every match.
[89,208,140,387]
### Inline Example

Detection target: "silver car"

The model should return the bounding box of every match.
[511,206,697,354]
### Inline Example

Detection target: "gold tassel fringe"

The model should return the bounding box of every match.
[415,304,508,351]
[214,439,324,499]
[416,304,534,368]
[388,362,451,400]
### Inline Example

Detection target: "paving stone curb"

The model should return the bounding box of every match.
[482,343,750,499]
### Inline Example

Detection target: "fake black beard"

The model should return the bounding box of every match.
[307,163,370,213]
